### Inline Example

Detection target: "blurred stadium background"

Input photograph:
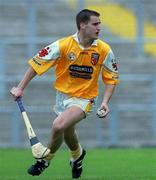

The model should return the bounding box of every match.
[0,0,156,149]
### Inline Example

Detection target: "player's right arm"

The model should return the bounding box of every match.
[10,66,37,100]
[28,40,60,75]
[10,40,61,100]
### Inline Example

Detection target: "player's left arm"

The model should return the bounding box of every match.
[98,84,116,117]
[98,49,119,117]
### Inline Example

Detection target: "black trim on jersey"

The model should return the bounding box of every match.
[32,58,41,66]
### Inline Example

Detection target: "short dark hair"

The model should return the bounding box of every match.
[76,9,100,30]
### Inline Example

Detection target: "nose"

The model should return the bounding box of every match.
[97,24,101,31]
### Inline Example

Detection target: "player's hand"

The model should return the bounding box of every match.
[10,87,23,100]
[96,103,109,118]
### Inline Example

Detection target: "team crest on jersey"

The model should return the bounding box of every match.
[91,53,99,65]
[38,47,51,57]
[67,52,76,61]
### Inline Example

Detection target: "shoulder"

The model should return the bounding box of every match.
[58,35,75,53]
[59,35,74,44]
[97,39,111,50]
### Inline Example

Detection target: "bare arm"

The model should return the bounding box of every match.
[10,66,37,100]
[98,84,116,118]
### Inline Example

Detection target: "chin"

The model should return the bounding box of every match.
[94,34,99,39]
[90,35,98,41]
[93,36,98,40]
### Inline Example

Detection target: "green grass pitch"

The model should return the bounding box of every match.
[0,148,156,180]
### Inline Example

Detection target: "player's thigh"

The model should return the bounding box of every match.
[54,105,85,130]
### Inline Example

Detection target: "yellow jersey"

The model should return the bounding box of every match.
[28,33,119,99]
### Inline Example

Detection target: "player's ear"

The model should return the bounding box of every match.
[80,22,86,30]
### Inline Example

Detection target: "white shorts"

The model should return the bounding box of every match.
[53,91,97,116]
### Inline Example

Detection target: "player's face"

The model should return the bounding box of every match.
[83,15,101,40]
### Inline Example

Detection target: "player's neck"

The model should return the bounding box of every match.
[78,32,93,48]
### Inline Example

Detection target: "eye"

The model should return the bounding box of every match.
[93,22,101,26]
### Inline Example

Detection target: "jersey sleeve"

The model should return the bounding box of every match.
[101,49,119,85]
[28,40,60,75]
